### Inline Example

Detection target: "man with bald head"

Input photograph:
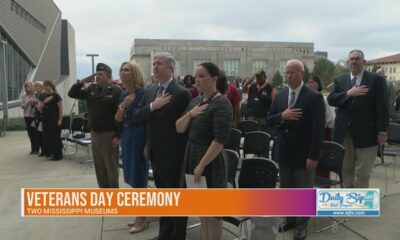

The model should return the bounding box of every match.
[268,59,325,240]
[328,50,388,188]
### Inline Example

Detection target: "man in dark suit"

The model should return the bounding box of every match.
[133,52,191,240]
[328,49,388,188]
[268,59,325,240]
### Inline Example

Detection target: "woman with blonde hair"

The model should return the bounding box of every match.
[21,82,39,154]
[114,61,148,234]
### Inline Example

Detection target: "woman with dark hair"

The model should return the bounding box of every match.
[306,74,335,138]
[21,82,39,154]
[306,74,335,178]
[37,80,63,160]
[176,62,232,240]
[183,74,199,97]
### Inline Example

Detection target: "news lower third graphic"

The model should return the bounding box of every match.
[21,188,380,217]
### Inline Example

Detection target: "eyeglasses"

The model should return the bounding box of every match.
[349,57,362,61]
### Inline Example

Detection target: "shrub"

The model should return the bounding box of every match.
[5,117,26,131]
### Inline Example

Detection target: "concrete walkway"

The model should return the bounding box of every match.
[1,131,399,240]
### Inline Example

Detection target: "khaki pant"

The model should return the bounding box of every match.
[342,133,378,188]
[91,131,119,188]
[251,217,277,240]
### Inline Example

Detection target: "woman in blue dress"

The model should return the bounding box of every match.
[114,60,148,234]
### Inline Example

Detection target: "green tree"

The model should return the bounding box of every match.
[371,64,381,73]
[272,70,283,87]
[303,62,310,82]
[334,59,349,78]
[313,57,336,88]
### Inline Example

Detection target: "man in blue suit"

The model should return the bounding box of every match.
[328,49,388,188]
[268,59,325,240]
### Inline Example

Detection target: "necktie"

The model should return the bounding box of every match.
[351,77,357,87]
[157,86,165,96]
[288,91,296,107]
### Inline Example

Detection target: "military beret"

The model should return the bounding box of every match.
[96,63,112,74]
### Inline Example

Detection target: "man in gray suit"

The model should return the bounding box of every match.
[133,52,191,240]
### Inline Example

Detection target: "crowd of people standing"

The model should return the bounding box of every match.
[20,48,391,240]
[22,80,63,160]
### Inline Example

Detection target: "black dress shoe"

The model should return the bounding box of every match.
[38,153,46,157]
[51,155,63,161]
[293,228,307,240]
[278,221,296,232]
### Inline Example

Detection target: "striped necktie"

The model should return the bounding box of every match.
[351,77,357,87]
[157,86,165,96]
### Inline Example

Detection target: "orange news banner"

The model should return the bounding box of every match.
[21,188,316,217]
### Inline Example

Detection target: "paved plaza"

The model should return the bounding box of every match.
[1,131,399,240]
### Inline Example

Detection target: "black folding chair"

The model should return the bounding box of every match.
[223,157,279,239]
[243,131,271,158]
[383,123,400,183]
[223,149,240,188]
[225,128,242,155]
[65,117,85,154]
[237,120,258,137]
[238,157,279,188]
[61,116,71,131]
[314,141,346,233]
[314,141,345,188]
[83,118,90,133]
[60,116,71,149]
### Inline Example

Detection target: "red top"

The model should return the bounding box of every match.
[226,84,241,108]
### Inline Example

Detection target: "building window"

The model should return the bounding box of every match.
[224,59,240,77]
[279,60,288,74]
[252,60,267,74]
[0,30,33,101]
[10,0,46,33]
[174,59,181,77]
[193,59,210,74]
[394,67,396,73]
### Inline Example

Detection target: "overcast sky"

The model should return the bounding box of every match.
[53,0,400,79]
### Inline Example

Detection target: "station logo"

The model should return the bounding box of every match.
[316,189,380,217]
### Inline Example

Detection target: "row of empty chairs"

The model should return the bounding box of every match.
[222,140,347,237]
[60,116,92,160]
[382,123,400,183]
